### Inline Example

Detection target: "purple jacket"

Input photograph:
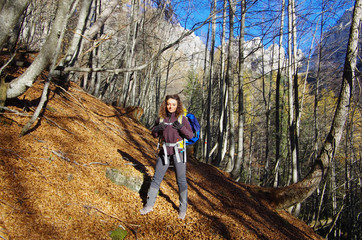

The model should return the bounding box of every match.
[152,113,193,155]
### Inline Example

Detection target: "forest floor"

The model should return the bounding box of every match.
[0,56,324,239]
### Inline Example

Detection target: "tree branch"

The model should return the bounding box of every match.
[63,11,217,74]
[0,106,31,116]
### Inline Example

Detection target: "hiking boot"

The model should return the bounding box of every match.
[178,211,186,220]
[140,206,153,215]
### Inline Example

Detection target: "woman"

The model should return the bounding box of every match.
[140,94,193,219]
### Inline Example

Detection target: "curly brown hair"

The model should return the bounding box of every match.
[159,94,184,119]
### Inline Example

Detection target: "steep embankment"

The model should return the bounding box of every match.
[0,81,323,239]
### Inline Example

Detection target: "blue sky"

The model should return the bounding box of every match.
[173,0,355,54]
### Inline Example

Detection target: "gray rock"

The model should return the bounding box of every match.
[106,168,143,192]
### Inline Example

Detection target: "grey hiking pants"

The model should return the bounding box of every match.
[146,153,188,212]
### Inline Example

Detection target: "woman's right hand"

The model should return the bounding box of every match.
[153,122,167,132]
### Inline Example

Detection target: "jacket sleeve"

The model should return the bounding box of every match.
[151,118,160,138]
[180,116,194,140]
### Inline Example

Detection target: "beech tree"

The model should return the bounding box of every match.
[261,0,361,210]
[220,0,236,171]
[273,0,286,187]
[215,0,228,167]
[204,0,216,164]
[231,0,246,180]
[287,0,298,186]
[5,0,76,99]
[0,0,31,50]
[62,0,93,67]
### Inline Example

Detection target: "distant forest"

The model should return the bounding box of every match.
[0,0,361,239]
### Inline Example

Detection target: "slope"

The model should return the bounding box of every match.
[0,80,323,239]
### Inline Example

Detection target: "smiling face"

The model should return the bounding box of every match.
[166,98,178,113]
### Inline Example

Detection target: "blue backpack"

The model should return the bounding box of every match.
[159,112,200,146]
[185,113,200,145]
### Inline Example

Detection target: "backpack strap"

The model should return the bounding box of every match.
[158,115,187,164]
[178,114,186,163]
[178,114,183,124]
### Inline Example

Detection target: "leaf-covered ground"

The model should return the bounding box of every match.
[0,79,324,239]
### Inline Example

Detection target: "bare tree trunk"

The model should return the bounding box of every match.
[88,0,101,94]
[343,122,352,238]
[20,0,75,135]
[231,0,246,180]
[247,112,255,184]
[331,155,337,218]
[130,71,137,106]
[215,0,227,166]
[313,2,326,165]
[263,46,275,186]
[287,0,298,186]
[8,8,26,51]
[138,63,155,108]
[225,0,236,171]
[0,0,30,49]
[93,0,105,98]
[63,0,93,67]
[273,0,285,188]
[62,0,118,91]
[154,59,162,118]
[83,0,119,40]
[121,0,140,107]
[261,0,361,209]
[7,0,75,99]
[291,0,301,215]
[312,177,327,230]
[205,0,216,164]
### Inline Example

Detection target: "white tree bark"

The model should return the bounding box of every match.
[225,0,236,172]
[121,0,140,107]
[231,0,246,180]
[291,0,301,215]
[83,0,119,40]
[0,0,30,49]
[273,0,286,188]
[287,0,298,185]
[20,0,77,135]
[205,0,216,164]
[63,0,93,66]
[6,0,75,99]
[215,0,227,166]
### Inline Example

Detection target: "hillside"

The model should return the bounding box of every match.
[0,80,324,239]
